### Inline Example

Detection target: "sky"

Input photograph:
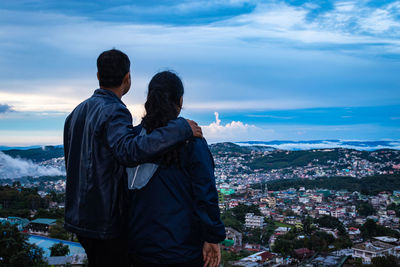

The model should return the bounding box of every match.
[0,0,399,145]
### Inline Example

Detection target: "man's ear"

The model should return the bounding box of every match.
[97,72,100,81]
[123,72,130,84]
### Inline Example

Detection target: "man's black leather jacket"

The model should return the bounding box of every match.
[63,88,192,239]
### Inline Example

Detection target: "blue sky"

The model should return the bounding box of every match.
[0,0,399,145]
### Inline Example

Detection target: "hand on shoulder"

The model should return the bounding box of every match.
[186,119,203,138]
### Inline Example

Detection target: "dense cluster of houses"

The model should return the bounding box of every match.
[219,187,400,266]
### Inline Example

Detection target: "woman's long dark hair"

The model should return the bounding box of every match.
[142,71,184,165]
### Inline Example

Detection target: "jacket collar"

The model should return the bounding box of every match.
[94,88,126,107]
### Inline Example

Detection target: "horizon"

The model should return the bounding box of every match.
[1,139,400,152]
[0,0,399,144]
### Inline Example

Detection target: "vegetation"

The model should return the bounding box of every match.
[387,203,400,217]
[243,223,275,246]
[360,219,400,239]
[220,250,252,267]
[371,255,400,267]
[249,149,340,170]
[49,242,69,256]
[273,216,352,256]
[0,186,50,217]
[2,146,63,162]
[0,223,48,266]
[49,220,76,241]
[315,215,346,235]
[252,174,400,195]
[356,201,376,217]
[0,185,65,218]
[221,204,262,231]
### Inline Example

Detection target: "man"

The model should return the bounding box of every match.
[63,49,202,266]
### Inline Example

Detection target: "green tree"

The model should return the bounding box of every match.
[220,204,263,231]
[48,220,70,240]
[371,255,400,267]
[49,242,70,256]
[231,204,262,223]
[243,227,273,246]
[302,216,314,236]
[361,219,400,239]
[0,222,47,266]
[357,201,375,216]
[316,215,346,236]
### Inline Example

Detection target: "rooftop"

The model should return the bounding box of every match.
[30,218,57,225]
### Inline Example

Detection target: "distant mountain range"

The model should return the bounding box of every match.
[236,140,400,151]
[1,141,399,180]
[1,140,399,153]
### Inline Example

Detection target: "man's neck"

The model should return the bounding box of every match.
[101,87,123,99]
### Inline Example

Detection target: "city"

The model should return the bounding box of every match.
[1,143,400,266]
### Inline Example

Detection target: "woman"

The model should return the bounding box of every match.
[127,71,226,267]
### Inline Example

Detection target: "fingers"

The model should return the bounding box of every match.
[211,253,218,267]
[216,245,221,267]
[203,252,211,267]
[186,119,203,138]
[194,126,203,138]
[203,243,211,267]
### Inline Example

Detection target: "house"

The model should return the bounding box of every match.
[2,217,30,231]
[352,241,396,264]
[348,227,360,236]
[26,218,57,235]
[308,253,348,267]
[225,227,243,247]
[233,251,275,267]
[245,213,264,229]
[294,248,314,259]
[46,254,86,267]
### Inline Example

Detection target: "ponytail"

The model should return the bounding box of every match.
[142,71,184,165]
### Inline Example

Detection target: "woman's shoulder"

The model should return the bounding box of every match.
[185,137,209,152]
[181,137,213,164]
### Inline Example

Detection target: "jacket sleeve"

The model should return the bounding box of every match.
[63,114,71,169]
[189,138,226,243]
[105,104,192,167]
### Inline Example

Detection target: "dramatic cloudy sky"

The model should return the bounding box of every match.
[0,0,399,145]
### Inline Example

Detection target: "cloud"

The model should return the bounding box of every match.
[0,2,399,115]
[237,140,400,151]
[202,111,274,142]
[0,104,13,113]
[0,151,64,179]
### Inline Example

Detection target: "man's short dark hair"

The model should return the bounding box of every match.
[97,49,130,88]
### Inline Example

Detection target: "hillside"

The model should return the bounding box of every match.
[2,146,64,163]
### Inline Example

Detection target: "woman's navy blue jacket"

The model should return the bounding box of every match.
[127,125,226,264]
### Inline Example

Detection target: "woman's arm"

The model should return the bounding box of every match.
[189,138,226,243]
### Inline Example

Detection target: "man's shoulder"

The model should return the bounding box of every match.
[71,93,127,116]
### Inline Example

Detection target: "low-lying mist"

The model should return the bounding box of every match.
[0,151,64,179]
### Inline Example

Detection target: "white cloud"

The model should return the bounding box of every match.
[0,151,64,179]
[0,1,399,116]
[202,111,274,142]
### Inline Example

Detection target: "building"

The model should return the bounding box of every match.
[307,253,348,267]
[294,248,314,259]
[218,190,225,204]
[46,254,86,267]
[245,213,264,229]
[26,218,57,234]
[0,217,30,231]
[233,251,275,267]
[352,241,396,264]
[225,227,243,247]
